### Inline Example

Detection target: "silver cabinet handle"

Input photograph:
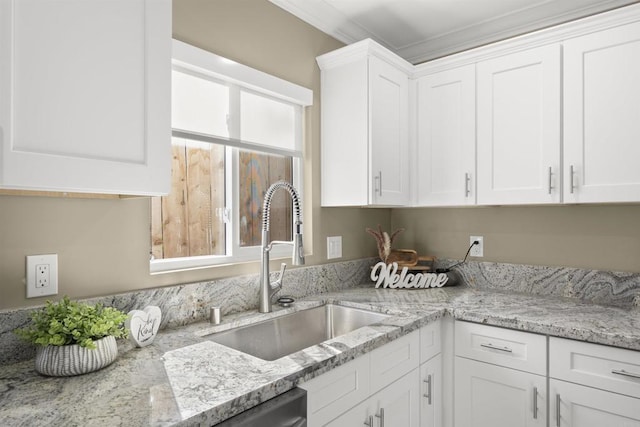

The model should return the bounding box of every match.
[423,374,432,405]
[612,369,640,379]
[364,415,374,426]
[465,172,471,197]
[480,342,513,353]
[375,408,385,427]
[533,387,538,419]
[569,165,575,194]
[556,394,561,427]
[374,171,383,197]
[548,167,553,194]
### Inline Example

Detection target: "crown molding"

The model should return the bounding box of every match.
[402,0,636,63]
[316,38,414,74]
[413,2,640,77]
[271,0,638,65]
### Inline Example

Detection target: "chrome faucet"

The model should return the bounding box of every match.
[259,181,304,313]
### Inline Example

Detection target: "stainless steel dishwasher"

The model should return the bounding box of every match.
[215,387,306,426]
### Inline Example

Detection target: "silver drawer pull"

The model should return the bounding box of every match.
[533,387,538,419]
[612,369,640,379]
[480,342,513,353]
[364,415,374,426]
[556,394,561,427]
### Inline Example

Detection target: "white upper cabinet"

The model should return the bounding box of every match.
[563,21,640,203]
[317,3,640,207]
[318,40,410,207]
[476,45,561,205]
[415,65,476,206]
[370,56,410,206]
[0,0,171,196]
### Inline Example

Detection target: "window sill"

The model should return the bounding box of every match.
[150,246,293,274]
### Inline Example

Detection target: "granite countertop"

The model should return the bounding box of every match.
[0,285,638,427]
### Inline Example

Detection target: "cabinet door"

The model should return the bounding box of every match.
[455,357,546,427]
[370,329,420,393]
[369,56,410,206]
[325,398,372,427]
[420,354,442,427]
[550,379,640,427]
[374,369,421,427]
[416,65,476,206]
[564,21,640,203]
[0,0,171,195]
[319,55,369,207]
[299,355,370,427]
[477,45,561,205]
[327,370,420,427]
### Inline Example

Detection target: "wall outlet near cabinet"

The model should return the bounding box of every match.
[470,236,484,257]
[327,236,343,259]
[26,254,58,298]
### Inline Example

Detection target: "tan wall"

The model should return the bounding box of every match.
[5,1,638,311]
[0,0,389,310]
[392,205,640,273]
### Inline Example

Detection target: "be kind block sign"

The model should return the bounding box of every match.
[371,262,449,289]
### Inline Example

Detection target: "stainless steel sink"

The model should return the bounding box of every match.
[206,304,390,361]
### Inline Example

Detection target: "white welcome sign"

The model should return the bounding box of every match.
[371,262,449,289]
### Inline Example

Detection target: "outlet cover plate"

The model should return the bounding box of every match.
[470,236,484,257]
[327,236,343,259]
[26,254,58,298]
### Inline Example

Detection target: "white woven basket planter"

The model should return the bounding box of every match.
[35,335,118,377]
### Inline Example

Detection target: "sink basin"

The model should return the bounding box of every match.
[206,304,390,361]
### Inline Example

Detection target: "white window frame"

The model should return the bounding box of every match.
[150,40,312,274]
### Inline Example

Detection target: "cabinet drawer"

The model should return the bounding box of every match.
[420,320,442,363]
[550,337,640,399]
[298,355,370,427]
[455,321,547,375]
[370,330,420,393]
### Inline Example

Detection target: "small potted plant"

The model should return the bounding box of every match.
[15,296,129,377]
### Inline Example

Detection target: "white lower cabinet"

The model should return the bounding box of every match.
[454,321,547,427]
[300,322,442,427]
[549,336,640,427]
[455,357,546,427]
[327,370,420,427]
[420,354,442,427]
[301,318,640,427]
[550,379,640,427]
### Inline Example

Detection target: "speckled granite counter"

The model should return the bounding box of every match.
[1,285,638,427]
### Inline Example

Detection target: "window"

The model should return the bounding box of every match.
[150,40,312,273]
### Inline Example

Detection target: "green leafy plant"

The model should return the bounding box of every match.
[15,296,129,349]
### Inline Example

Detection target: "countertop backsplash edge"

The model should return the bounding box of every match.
[2,257,639,365]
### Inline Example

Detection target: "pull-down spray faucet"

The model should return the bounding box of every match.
[259,181,304,313]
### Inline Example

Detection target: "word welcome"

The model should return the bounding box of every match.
[371,262,449,289]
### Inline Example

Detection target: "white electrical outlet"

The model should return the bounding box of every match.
[36,264,50,288]
[26,254,58,298]
[327,236,343,259]
[470,236,484,257]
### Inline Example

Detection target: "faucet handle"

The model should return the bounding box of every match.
[272,263,287,288]
[271,263,287,300]
[277,263,287,281]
